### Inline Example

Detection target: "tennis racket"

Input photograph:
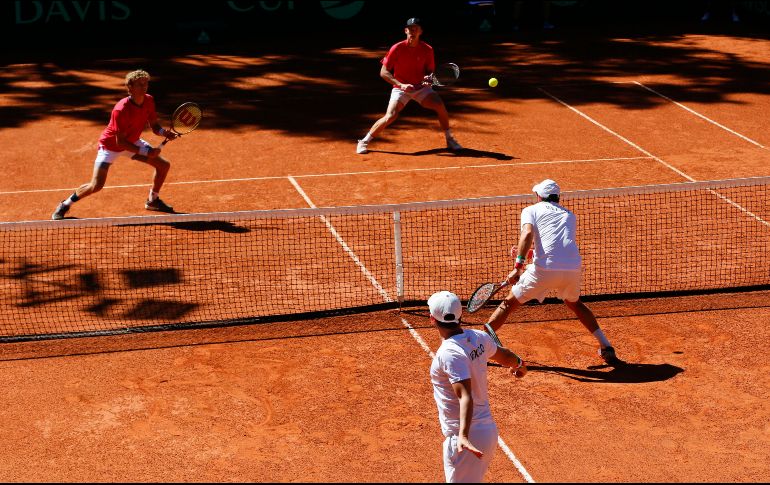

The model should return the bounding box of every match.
[484,322,504,367]
[485,322,527,377]
[467,279,510,313]
[484,323,503,347]
[430,62,460,87]
[159,102,202,149]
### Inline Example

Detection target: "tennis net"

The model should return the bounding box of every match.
[1,176,769,341]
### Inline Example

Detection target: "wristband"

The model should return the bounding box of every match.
[139,145,150,156]
[514,261,524,270]
[515,255,526,264]
[158,127,167,136]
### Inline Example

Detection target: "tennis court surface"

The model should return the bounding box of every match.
[2,17,770,482]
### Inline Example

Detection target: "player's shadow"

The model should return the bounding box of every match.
[369,147,514,160]
[526,360,684,383]
[116,220,250,233]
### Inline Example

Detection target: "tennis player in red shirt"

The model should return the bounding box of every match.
[356,17,462,155]
[52,69,179,220]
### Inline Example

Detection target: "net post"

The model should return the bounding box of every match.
[393,211,404,306]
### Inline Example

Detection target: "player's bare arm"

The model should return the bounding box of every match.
[451,379,484,458]
[151,121,178,141]
[380,64,413,91]
[508,224,534,284]
[489,347,528,378]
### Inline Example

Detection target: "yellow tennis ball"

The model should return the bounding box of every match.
[488,77,498,88]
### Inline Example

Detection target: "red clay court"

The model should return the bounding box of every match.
[1,8,770,482]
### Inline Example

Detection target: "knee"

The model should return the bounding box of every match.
[157,158,171,171]
[383,112,399,124]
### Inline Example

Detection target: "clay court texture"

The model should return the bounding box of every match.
[1,4,770,482]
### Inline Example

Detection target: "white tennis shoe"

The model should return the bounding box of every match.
[356,139,369,154]
[446,135,463,151]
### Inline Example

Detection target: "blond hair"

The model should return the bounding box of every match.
[125,69,150,86]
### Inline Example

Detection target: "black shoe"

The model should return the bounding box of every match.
[599,346,622,365]
[52,201,70,220]
[145,198,174,213]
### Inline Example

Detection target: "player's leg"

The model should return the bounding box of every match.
[130,139,173,212]
[357,90,408,154]
[557,269,615,361]
[52,150,113,220]
[563,298,600,333]
[417,90,462,150]
[488,264,546,332]
[136,154,173,213]
[486,289,522,333]
[563,298,617,363]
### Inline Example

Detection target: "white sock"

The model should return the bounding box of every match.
[445,129,454,139]
[362,133,373,142]
[593,329,611,348]
[149,190,159,202]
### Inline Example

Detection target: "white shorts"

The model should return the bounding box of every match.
[443,424,498,483]
[390,86,435,106]
[512,265,582,303]
[94,139,152,168]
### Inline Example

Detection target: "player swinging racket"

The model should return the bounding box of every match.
[486,179,620,365]
[428,291,526,483]
[356,17,463,155]
[52,70,179,220]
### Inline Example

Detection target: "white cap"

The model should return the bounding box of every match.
[532,179,560,198]
[428,290,462,324]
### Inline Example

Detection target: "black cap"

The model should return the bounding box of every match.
[406,17,421,27]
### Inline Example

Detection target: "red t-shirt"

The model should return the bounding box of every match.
[381,40,435,86]
[99,94,158,152]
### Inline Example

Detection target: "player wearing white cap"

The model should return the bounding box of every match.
[486,179,620,365]
[428,290,526,483]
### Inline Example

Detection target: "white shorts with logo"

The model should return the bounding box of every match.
[442,423,498,483]
[512,264,582,303]
[390,85,435,106]
[94,139,152,168]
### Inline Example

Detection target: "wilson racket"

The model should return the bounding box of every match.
[159,102,202,148]
[466,279,509,313]
[431,62,460,87]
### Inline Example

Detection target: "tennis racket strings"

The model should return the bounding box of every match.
[432,63,460,87]
[172,102,202,134]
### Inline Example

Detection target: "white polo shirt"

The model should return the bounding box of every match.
[520,201,582,271]
[430,329,496,437]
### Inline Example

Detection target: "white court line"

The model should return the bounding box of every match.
[634,81,767,149]
[633,81,767,149]
[538,86,770,228]
[0,156,652,196]
[288,176,392,302]
[287,175,536,483]
[538,87,696,182]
